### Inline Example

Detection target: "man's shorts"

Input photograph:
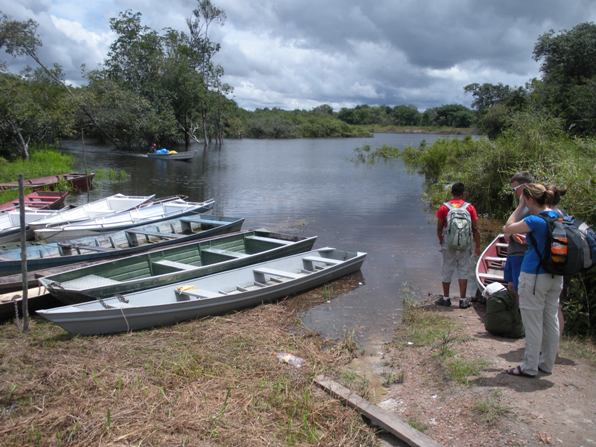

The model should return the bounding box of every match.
[441,247,472,282]
[504,255,524,291]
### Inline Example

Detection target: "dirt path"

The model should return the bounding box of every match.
[348,302,596,447]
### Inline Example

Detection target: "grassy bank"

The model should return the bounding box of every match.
[0,149,74,183]
[0,282,378,446]
[361,125,476,135]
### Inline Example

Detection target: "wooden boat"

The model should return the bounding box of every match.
[0,208,61,243]
[33,198,215,241]
[0,215,244,276]
[37,248,367,335]
[0,173,95,192]
[475,234,508,294]
[147,151,195,162]
[28,193,155,233]
[39,231,317,304]
[0,191,69,212]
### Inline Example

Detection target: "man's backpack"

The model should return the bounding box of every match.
[444,202,472,250]
[529,212,592,276]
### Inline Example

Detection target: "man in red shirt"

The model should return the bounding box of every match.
[435,182,481,308]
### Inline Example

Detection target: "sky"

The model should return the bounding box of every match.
[1,0,595,111]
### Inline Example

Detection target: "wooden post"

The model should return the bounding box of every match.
[18,175,29,333]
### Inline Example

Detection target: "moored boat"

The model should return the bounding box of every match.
[28,193,155,233]
[39,230,317,303]
[0,173,95,192]
[33,198,214,241]
[0,215,244,276]
[147,151,195,161]
[475,234,508,294]
[0,208,61,243]
[0,191,69,212]
[37,248,367,335]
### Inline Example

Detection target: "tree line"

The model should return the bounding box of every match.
[1,4,594,159]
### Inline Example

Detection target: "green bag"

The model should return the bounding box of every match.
[484,289,524,339]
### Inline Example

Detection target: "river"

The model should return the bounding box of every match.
[62,133,464,345]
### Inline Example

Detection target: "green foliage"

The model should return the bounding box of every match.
[94,168,130,182]
[353,144,400,164]
[241,108,369,139]
[401,113,596,337]
[533,22,596,135]
[0,148,74,181]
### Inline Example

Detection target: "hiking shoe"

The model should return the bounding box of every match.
[459,298,471,309]
[435,297,451,307]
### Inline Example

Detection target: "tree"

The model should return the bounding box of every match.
[533,22,596,134]
[391,105,421,126]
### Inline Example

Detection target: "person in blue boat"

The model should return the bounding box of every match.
[503,183,564,377]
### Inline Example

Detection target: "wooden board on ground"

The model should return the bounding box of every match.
[314,375,443,447]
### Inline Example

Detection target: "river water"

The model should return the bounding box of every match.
[61,133,463,345]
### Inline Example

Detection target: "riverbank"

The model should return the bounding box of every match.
[363,125,476,135]
[364,299,596,447]
[0,278,379,446]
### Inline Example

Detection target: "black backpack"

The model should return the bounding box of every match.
[529,212,586,276]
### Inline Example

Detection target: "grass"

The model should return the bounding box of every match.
[444,357,489,385]
[0,149,74,182]
[407,417,429,432]
[560,336,596,366]
[0,289,378,446]
[397,300,456,347]
[94,168,130,182]
[472,390,511,424]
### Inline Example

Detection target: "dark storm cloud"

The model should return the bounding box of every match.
[2,0,595,109]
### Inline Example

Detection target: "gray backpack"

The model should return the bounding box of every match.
[445,202,472,250]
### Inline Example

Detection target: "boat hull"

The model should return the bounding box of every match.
[475,234,508,294]
[41,231,317,304]
[37,249,366,335]
[0,215,243,277]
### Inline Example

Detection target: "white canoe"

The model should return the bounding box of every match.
[34,198,215,241]
[28,194,155,231]
[0,208,60,243]
[37,248,367,335]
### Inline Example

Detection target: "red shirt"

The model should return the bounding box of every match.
[436,199,478,229]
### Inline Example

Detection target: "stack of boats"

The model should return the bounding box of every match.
[1,192,367,335]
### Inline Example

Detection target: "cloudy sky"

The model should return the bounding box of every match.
[2,0,595,110]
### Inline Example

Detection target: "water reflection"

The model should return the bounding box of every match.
[61,133,463,345]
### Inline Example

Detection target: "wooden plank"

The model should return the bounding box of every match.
[314,376,443,447]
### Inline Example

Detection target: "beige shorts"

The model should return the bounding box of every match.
[441,247,472,282]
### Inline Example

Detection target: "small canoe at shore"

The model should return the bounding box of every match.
[0,215,244,277]
[147,152,195,162]
[29,194,155,232]
[0,191,69,212]
[0,173,94,192]
[0,208,62,243]
[33,198,215,241]
[37,248,367,335]
[39,230,317,304]
[475,234,507,294]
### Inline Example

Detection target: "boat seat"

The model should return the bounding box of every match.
[201,248,249,258]
[303,256,342,265]
[179,216,224,226]
[485,256,506,262]
[478,272,505,280]
[125,229,182,239]
[253,267,302,284]
[174,286,220,300]
[59,274,121,290]
[152,259,197,271]
[245,235,293,245]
